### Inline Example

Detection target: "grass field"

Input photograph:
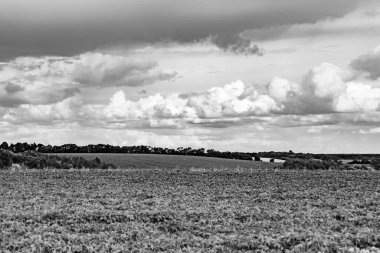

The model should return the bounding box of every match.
[1,169,380,252]
[51,153,277,170]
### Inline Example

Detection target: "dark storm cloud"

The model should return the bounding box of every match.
[0,0,362,59]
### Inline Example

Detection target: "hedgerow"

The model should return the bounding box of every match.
[281,158,377,170]
[0,149,116,170]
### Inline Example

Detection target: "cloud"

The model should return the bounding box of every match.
[268,63,380,114]
[78,61,380,129]
[0,0,363,59]
[0,52,176,107]
[2,97,81,124]
[5,61,380,128]
[138,90,148,95]
[86,47,380,128]
[0,96,29,108]
[307,125,330,134]
[2,45,380,130]
[359,127,380,134]
[4,83,24,94]
[96,81,280,124]
[350,46,380,80]
[72,53,177,87]
[209,35,263,56]
[244,4,380,42]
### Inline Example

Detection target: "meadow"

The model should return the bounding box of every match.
[52,153,277,170]
[1,168,379,252]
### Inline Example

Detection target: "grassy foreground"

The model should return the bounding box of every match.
[1,169,379,252]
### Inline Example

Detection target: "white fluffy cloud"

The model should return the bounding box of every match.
[93,60,380,128]
[284,63,380,113]
[95,80,280,124]
[2,46,380,129]
[2,97,81,124]
[359,127,380,134]
[0,53,177,107]
[4,62,380,128]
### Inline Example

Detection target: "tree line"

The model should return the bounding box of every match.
[0,149,115,170]
[1,142,379,162]
[0,142,255,161]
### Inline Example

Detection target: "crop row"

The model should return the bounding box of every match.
[1,170,379,252]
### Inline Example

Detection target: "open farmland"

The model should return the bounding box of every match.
[51,153,277,170]
[1,169,380,252]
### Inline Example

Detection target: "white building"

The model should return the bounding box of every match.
[255,157,286,163]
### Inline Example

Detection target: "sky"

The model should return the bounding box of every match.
[1,0,380,153]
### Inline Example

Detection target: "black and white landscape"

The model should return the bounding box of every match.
[1,0,380,153]
[1,1,380,252]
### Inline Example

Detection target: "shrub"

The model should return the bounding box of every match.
[0,150,13,169]
[0,150,116,170]
[281,158,348,170]
[371,159,380,170]
[348,159,372,165]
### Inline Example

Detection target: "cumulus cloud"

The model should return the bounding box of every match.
[72,53,177,87]
[95,81,280,124]
[74,61,379,129]
[5,60,380,128]
[267,63,380,114]
[0,52,176,107]
[359,127,380,134]
[0,0,363,59]
[83,48,380,128]
[2,97,81,124]
[2,45,380,130]
[350,46,380,80]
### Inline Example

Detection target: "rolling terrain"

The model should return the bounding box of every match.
[52,153,277,170]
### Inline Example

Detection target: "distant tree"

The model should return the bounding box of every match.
[0,142,9,150]
[254,156,261,162]
[0,150,13,168]
[94,157,101,164]
[371,159,380,170]
[281,158,348,170]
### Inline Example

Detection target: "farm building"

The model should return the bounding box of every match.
[254,157,286,163]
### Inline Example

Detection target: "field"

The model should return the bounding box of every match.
[1,169,380,252]
[51,153,277,170]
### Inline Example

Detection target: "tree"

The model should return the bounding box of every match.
[0,142,9,150]
[94,157,101,164]
[372,159,380,170]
